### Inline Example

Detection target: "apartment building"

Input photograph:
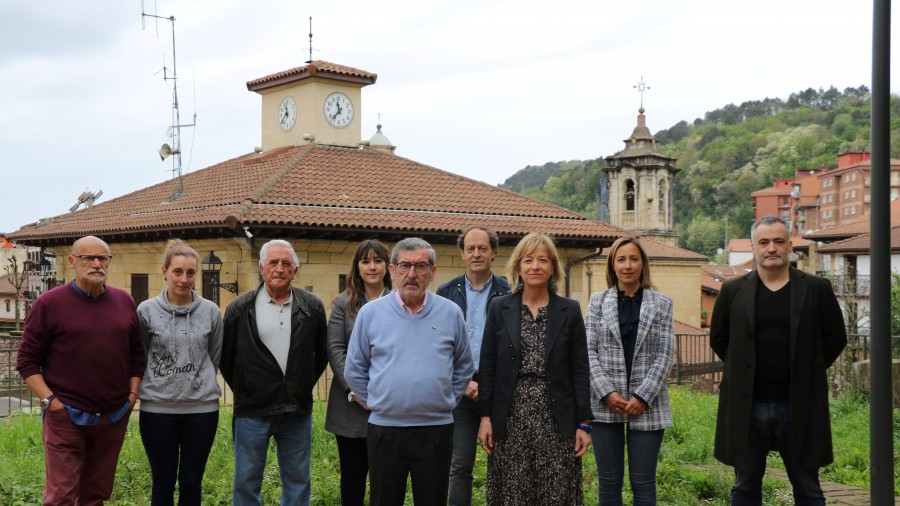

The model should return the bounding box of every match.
[817,152,900,228]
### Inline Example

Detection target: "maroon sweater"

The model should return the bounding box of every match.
[17,283,146,412]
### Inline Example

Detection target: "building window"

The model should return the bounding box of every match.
[338,274,347,293]
[4,300,9,312]
[131,274,149,307]
[625,180,635,211]
[850,206,856,215]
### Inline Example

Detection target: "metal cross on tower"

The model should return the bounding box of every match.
[633,76,651,109]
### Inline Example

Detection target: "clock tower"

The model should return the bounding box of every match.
[247,61,377,150]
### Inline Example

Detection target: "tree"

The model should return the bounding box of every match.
[4,256,32,331]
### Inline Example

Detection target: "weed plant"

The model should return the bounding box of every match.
[0,387,893,504]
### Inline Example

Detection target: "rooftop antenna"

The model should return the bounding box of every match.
[304,16,318,64]
[633,76,650,109]
[141,1,196,201]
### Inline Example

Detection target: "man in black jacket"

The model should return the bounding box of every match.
[221,239,327,506]
[436,226,510,506]
[710,216,846,505]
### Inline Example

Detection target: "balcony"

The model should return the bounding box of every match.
[817,273,871,296]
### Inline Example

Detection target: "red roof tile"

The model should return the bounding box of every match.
[247,60,377,92]
[803,199,900,240]
[815,225,900,253]
[675,321,707,335]
[8,145,627,246]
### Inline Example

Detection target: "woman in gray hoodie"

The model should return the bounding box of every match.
[137,239,222,506]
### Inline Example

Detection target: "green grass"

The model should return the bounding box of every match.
[0,387,894,505]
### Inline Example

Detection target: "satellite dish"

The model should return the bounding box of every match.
[159,143,180,161]
[164,126,173,140]
[69,189,104,212]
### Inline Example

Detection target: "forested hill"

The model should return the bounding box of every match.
[499,86,899,256]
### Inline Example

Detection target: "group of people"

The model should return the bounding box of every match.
[15,214,846,506]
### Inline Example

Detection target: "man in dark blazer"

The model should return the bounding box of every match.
[710,215,847,505]
[436,226,510,506]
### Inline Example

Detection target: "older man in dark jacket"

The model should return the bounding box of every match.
[221,239,327,506]
[710,216,846,505]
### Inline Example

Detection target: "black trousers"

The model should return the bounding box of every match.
[335,435,369,506]
[366,422,454,506]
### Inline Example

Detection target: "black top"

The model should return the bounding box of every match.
[753,278,791,402]
[617,288,643,386]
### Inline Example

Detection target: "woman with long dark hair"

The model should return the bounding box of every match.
[325,239,392,505]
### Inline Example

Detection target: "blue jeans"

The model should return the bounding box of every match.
[449,396,479,506]
[590,423,664,506]
[233,413,312,506]
[732,402,824,506]
[139,410,219,506]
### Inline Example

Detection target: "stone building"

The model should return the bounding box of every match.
[603,108,679,246]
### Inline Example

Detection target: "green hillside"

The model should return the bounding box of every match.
[500,86,900,256]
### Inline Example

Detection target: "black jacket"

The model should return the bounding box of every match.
[478,292,592,440]
[221,285,327,418]
[710,267,847,468]
[436,273,510,317]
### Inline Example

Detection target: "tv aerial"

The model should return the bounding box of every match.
[69,189,104,213]
[141,1,196,200]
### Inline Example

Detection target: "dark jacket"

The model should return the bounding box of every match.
[478,292,592,440]
[221,284,327,418]
[710,267,847,468]
[436,273,510,317]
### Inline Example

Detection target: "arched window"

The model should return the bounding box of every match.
[625,180,635,211]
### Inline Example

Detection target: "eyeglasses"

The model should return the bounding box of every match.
[73,255,112,265]
[394,261,432,274]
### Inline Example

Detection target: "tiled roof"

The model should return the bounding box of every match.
[803,199,900,240]
[727,239,752,253]
[639,239,707,261]
[675,320,707,335]
[700,264,748,293]
[595,237,706,262]
[7,145,627,246]
[815,225,900,253]
[247,60,377,91]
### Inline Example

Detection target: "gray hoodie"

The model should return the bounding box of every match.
[137,289,223,413]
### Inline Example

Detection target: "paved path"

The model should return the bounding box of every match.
[690,465,898,505]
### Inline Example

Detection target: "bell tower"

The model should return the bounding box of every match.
[603,107,679,246]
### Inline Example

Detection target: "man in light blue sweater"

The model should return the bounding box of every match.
[345,237,473,506]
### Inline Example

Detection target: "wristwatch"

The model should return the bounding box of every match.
[40,394,57,409]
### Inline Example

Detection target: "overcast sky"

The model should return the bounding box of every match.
[2,1,897,234]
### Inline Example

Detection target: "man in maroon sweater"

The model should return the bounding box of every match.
[17,236,146,505]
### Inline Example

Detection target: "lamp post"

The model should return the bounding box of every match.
[200,251,239,294]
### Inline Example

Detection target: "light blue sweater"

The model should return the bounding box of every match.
[344,291,473,427]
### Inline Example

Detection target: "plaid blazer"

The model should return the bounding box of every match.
[585,287,675,430]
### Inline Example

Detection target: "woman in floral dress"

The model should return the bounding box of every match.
[478,232,593,505]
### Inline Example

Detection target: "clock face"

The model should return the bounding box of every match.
[279,96,297,132]
[324,92,354,128]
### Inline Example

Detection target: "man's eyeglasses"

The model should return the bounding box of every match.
[394,261,432,274]
[73,255,112,265]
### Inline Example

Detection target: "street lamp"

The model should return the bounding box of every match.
[200,250,239,294]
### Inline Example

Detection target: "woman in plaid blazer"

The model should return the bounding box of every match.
[585,237,675,506]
